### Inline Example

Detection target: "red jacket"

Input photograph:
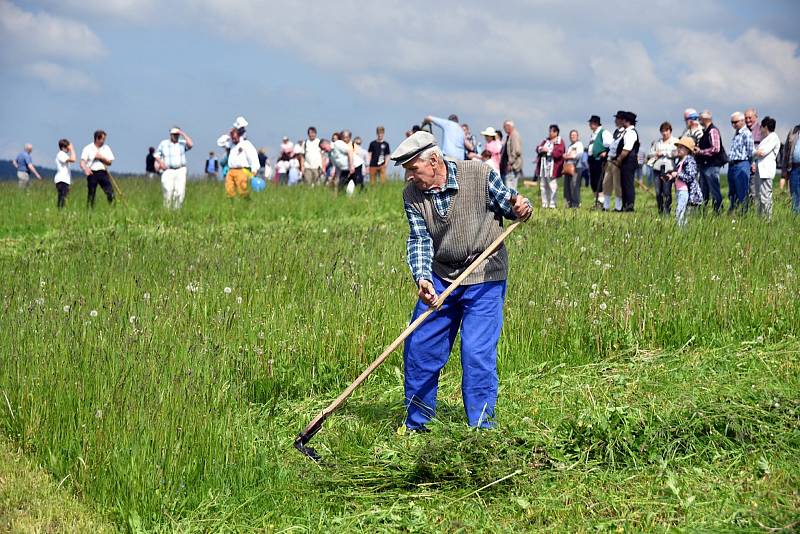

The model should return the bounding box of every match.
[535,137,566,178]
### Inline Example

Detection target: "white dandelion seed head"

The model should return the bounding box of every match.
[580,246,586,253]
[40,281,46,288]
[223,287,232,294]
[143,292,151,300]
[63,305,70,313]
[322,228,328,233]
[129,316,136,324]
[599,302,608,311]
[89,310,98,317]
[589,292,597,299]
[594,259,602,266]
[236,296,243,304]
[591,283,598,290]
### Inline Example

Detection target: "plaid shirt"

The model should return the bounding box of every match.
[729,127,754,162]
[404,160,527,282]
[155,139,190,169]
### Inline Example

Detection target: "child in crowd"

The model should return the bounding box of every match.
[288,151,301,185]
[275,154,291,185]
[667,137,703,226]
[54,139,76,209]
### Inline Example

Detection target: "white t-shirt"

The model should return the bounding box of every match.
[228,139,261,174]
[566,141,584,161]
[755,131,780,179]
[275,160,291,174]
[621,127,638,151]
[80,143,115,171]
[299,138,322,170]
[331,140,351,170]
[54,151,71,184]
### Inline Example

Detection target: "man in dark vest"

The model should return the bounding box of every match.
[391,131,531,432]
[612,111,640,212]
[695,110,727,213]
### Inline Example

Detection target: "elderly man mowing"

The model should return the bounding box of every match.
[393,131,532,432]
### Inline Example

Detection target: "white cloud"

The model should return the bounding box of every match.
[0,0,105,61]
[667,28,800,108]
[24,61,97,93]
[0,1,103,93]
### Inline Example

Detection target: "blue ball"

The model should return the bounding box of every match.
[251,177,266,192]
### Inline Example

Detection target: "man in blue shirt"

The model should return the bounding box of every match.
[728,111,754,213]
[422,114,466,160]
[13,144,43,188]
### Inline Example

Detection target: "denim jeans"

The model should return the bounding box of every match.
[675,189,689,226]
[728,161,751,213]
[790,167,800,214]
[699,165,723,213]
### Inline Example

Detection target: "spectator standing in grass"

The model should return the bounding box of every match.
[615,111,640,212]
[563,129,584,208]
[205,151,219,180]
[602,113,625,211]
[422,114,465,160]
[13,144,42,188]
[80,130,115,207]
[535,124,565,209]
[695,110,727,213]
[367,126,391,185]
[647,121,678,215]
[751,117,780,220]
[54,139,76,209]
[500,120,523,190]
[299,126,324,186]
[666,137,703,226]
[587,115,612,210]
[154,126,193,209]
[225,126,260,198]
[780,122,800,213]
[470,127,503,172]
[727,111,754,213]
[146,147,157,179]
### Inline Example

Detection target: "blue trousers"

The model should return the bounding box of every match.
[728,161,751,212]
[403,274,506,429]
[790,167,800,214]
[699,165,723,213]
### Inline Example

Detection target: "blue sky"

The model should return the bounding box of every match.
[1,0,799,174]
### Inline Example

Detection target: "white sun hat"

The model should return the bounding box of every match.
[233,116,249,129]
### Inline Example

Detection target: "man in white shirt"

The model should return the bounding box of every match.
[225,127,260,198]
[298,126,323,186]
[155,126,194,209]
[80,130,116,207]
[613,111,640,212]
[587,115,612,209]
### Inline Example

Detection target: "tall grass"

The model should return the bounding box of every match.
[1,178,798,531]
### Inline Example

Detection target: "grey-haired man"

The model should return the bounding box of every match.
[392,131,531,432]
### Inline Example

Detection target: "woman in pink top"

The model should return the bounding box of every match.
[469,127,503,172]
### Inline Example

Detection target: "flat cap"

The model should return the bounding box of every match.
[390,131,437,166]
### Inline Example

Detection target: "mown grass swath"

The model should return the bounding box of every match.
[0,178,798,531]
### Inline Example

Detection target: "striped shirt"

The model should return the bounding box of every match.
[729,126,754,162]
[155,139,190,169]
[404,160,526,282]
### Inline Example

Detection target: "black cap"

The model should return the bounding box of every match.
[588,115,602,125]
[625,111,638,125]
[614,110,626,119]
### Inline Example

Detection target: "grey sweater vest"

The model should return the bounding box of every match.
[404,160,508,285]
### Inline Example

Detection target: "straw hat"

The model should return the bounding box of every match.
[480,126,498,137]
[674,136,696,152]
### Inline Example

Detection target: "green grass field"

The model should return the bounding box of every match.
[0,177,798,532]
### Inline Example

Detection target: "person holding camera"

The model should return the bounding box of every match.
[646,121,678,215]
